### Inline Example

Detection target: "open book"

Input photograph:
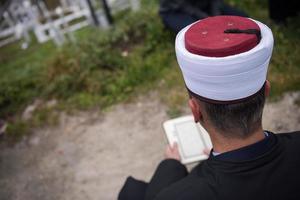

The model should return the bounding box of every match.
[163,115,212,164]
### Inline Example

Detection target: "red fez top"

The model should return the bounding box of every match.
[184,16,261,57]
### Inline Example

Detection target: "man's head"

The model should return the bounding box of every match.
[175,16,274,139]
[188,81,270,139]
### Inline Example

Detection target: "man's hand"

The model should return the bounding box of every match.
[165,143,181,161]
[203,148,211,156]
[165,143,211,162]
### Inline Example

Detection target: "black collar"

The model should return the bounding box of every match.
[210,132,276,162]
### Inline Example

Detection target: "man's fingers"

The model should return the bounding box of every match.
[164,142,181,161]
[203,148,211,156]
[166,145,172,153]
[171,142,179,153]
[172,142,178,149]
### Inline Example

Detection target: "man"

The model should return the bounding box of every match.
[159,0,248,33]
[118,16,300,200]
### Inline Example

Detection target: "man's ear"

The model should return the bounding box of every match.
[265,80,271,97]
[188,98,202,123]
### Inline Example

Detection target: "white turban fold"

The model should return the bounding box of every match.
[175,19,274,102]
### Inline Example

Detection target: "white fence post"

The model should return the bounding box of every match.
[0,0,141,48]
[129,0,140,11]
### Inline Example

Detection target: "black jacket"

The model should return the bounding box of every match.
[159,0,223,18]
[144,131,300,200]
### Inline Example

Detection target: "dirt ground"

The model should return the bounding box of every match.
[0,92,300,200]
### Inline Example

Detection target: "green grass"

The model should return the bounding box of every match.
[0,0,299,141]
[0,35,57,116]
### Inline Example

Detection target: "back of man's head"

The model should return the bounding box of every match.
[175,16,274,139]
[189,85,266,139]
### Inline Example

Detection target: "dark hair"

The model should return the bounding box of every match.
[188,85,266,139]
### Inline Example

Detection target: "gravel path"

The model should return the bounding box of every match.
[0,92,299,200]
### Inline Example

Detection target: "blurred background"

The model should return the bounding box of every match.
[0,0,299,199]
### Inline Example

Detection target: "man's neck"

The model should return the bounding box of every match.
[209,128,266,154]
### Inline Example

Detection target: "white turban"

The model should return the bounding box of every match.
[175,19,274,101]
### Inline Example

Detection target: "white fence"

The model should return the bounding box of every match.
[0,13,18,47]
[110,0,140,12]
[0,0,140,48]
[33,7,91,44]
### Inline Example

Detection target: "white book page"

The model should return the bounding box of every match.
[163,115,212,164]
